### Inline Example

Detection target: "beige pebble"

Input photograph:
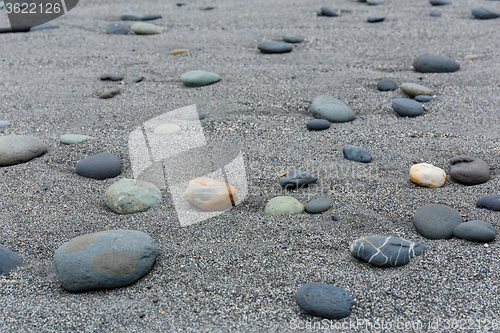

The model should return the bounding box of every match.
[409,163,446,188]
[169,49,188,55]
[464,54,479,61]
[186,177,238,211]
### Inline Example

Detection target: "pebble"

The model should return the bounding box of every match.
[283,34,304,43]
[265,196,304,215]
[367,0,385,4]
[106,22,130,35]
[367,16,385,23]
[170,49,188,55]
[430,11,442,17]
[53,230,158,291]
[131,22,162,35]
[392,98,424,117]
[99,88,120,99]
[412,203,462,239]
[0,135,48,166]
[310,95,355,123]
[121,12,142,20]
[176,2,186,6]
[100,73,124,81]
[350,235,425,267]
[295,283,355,320]
[0,120,9,128]
[180,112,207,121]
[186,177,238,211]
[318,6,340,17]
[141,14,162,21]
[430,0,451,6]
[0,245,22,275]
[409,163,446,188]
[278,170,318,189]
[472,6,500,19]
[476,194,500,211]
[464,54,479,61]
[30,22,60,31]
[413,53,460,73]
[180,70,221,87]
[305,197,334,214]
[257,41,293,54]
[105,179,162,214]
[400,82,433,97]
[343,145,372,163]
[377,78,397,91]
[153,124,181,135]
[454,220,496,243]
[76,152,122,180]
[59,134,94,145]
[306,119,330,131]
[131,75,144,83]
[449,155,490,185]
[415,95,433,102]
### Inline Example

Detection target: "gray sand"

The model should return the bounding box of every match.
[1,0,500,331]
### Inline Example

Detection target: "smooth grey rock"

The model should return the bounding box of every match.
[257,41,293,54]
[106,22,130,35]
[413,53,460,73]
[319,6,339,17]
[0,135,48,166]
[295,283,355,320]
[350,235,425,267]
[53,230,158,291]
[472,6,500,19]
[343,145,371,163]
[306,119,330,130]
[60,134,94,145]
[415,95,433,102]
[430,11,442,17]
[476,194,500,211]
[412,204,462,239]
[141,14,162,21]
[283,34,304,43]
[99,88,120,99]
[377,79,397,91]
[367,16,385,22]
[105,179,162,214]
[76,152,122,180]
[0,120,9,128]
[131,22,162,35]
[454,220,496,243]
[392,98,424,117]
[367,0,385,4]
[30,22,60,31]
[401,83,433,97]
[100,73,124,81]
[121,12,142,21]
[279,170,317,189]
[131,75,144,83]
[449,155,490,185]
[0,245,22,275]
[180,70,221,87]
[310,95,355,123]
[305,197,334,214]
[430,0,451,6]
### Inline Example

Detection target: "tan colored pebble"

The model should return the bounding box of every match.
[410,163,446,188]
[169,49,188,55]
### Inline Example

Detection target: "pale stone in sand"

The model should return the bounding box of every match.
[186,177,238,211]
[409,163,446,188]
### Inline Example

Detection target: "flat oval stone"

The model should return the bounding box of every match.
[409,163,446,188]
[343,145,371,163]
[430,11,442,17]
[430,0,451,5]
[392,98,424,117]
[401,83,433,97]
[310,95,355,123]
[153,123,181,135]
[53,230,158,291]
[415,95,433,102]
[472,6,500,19]
[305,197,334,214]
[170,49,188,55]
[367,16,385,23]
[0,120,9,128]
[449,155,490,185]
[283,34,304,43]
[377,78,397,91]
[412,203,462,239]
[121,12,142,21]
[278,170,317,189]
[186,177,238,211]
[257,41,293,54]
[367,0,385,4]
[141,14,162,21]
[454,220,496,243]
[105,179,162,214]
[306,119,330,130]
[76,152,122,180]
[131,75,144,83]
[99,88,120,99]
[60,134,94,145]
[476,194,500,211]
[100,73,124,81]
[265,196,304,215]
[295,283,355,320]
[106,22,130,35]
[350,235,425,267]
[0,135,48,166]
[0,244,22,275]
[413,53,460,73]
[180,112,207,121]
[319,6,340,17]
[131,22,162,35]
[180,70,221,87]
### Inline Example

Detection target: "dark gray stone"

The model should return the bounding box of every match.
[0,245,22,275]
[449,155,490,185]
[472,6,500,19]
[350,235,425,267]
[121,12,142,21]
[413,53,460,73]
[99,88,120,99]
[0,135,48,166]
[412,204,462,239]
[305,197,334,214]
[176,2,186,6]
[53,230,158,291]
[343,145,371,163]
[306,119,330,131]
[257,41,293,54]
[106,22,130,35]
[476,194,500,211]
[415,95,433,102]
[279,170,317,189]
[377,79,397,91]
[100,73,124,81]
[295,283,355,320]
[283,34,304,43]
[76,152,122,180]
[30,22,60,31]
[310,95,355,123]
[141,14,162,21]
[430,11,442,17]
[367,16,385,23]
[319,6,339,17]
[392,98,424,117]
[454,220,496,243]
[430,0,451,6]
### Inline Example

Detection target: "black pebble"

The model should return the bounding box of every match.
[331,215,338,221]
[367,16,385,23]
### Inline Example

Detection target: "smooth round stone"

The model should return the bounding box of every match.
[153,123,181,135]
[367,16,385,23]
[30,22,60,31]
[367,0,385,4]
[412,204,462,239]
[0,135,47,166]
[121,12,142,21]
[319,6,339,17]
[350,235,425,267]
[180,70,221,87]
[310,95,355,123]
[472,6,500,19]
[186,177,238,212]
[131,22,162,35]
[295,283,355,320]
[60,134,94,145]
[265,196,304,215]
[410,163,446,188]
[76,152,122,180]
[257,41,293,54]
[106,22,130,35]
[392,98,424,117]
[476,194,500,211]
[401,83,433,97]
[0,120,9,128]
[99,88,120,99]
[413,53,460,73]
[415,95,433,102]
[343,145,371,163]
[430,11,442,17]
[170,49,188,55]
[180,112,207,121]
[449,155,490,185]
[0,244,22,275]
[430,0,451,5]
[283,34,303,43]
[131,75,144,83]
[53,230,158,291]
[306,119,330,131]
[105,179,162,214]
[454,220,496,243]
[305,197,334,214]
[279,170,317,189]
[377,79,397,91]
[141,14,162,21]
[100,73,123,81]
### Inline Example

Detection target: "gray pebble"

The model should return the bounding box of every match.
[310,95,355,123]
[0,135,47,166]
[367,16,385,23]
[141,14,162,21]
[319,6,339,17]
[377,78,397,91]
[412,204,462,239]
[295,283,355,319]
[430,0,451,6]
[100,73,124,81]
[476,194,500,211]
[454,220,496,243]
[343,145,371,163]
[99,88,120,99]
[106,22,130,35]
[415,95,433,102]
[76,152,122,180]
[279,170,317,189]
[305,197,334,214]
[283,34,304,43]
[306,119,330,130]
[392,98,424,117]
[257,41,293,54]
[0,244,22,275]
[449,155,490,185]
[413,53,460,73]
[472,6,500,19]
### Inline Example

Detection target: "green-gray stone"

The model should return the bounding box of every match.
[283,34,304,43]
[400,83,433,97]
[180,70,221,87]
[265,196,304,215]
[131,22,162,35]
[121,12,142,21]
[60,134,94,145]
[105,179,162,214]
[310,95,355,123]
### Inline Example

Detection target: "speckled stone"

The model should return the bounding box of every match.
[0,135,47,166]
[60,134,94,145]
[392,98,424,117]
[413,53,460,73]
[153,124,181,135]
[343,145,371,163]
[265,196,304,215]
[0,245,22,275]
[306,119,330,131]
[180,70,221,87]
[295,283,355,320]
[401,83,433,97]
[310,95,355,123]
[131,22,162,35]
[186,177,238,212]
[278,170,317,189]
[257,41,293,54]
[377,79,397,91]
[449,155,490,185]
[454,220,496,243]
[76,152,122,180]
[476,194,500,211]
[318,6,339,17]
[472,6,500,19]
[105,179,162,214]
[412,204,462,239]
[305,197,334,214]
[283,34,304,43]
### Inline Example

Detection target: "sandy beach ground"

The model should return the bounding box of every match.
[1,0,500,331]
